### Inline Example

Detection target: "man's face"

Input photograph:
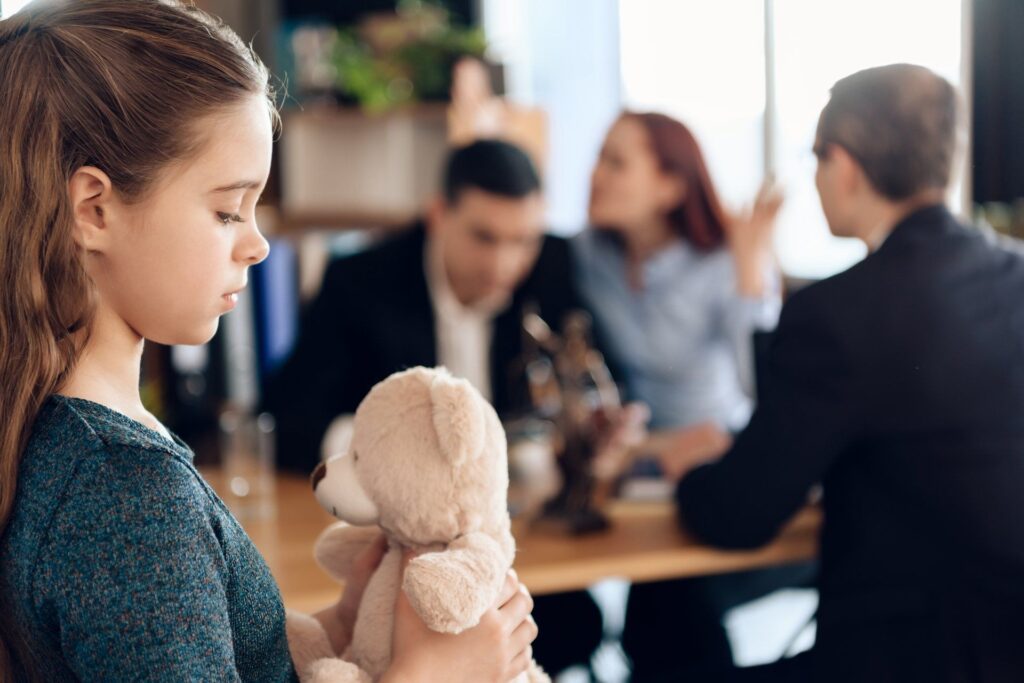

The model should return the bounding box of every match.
[814,123,858,239]
[814,138,841,237]
[431,188,545,307]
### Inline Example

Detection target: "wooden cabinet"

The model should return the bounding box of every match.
[279,105,448,230]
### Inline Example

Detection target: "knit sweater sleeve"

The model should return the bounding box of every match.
[34,448,243,682]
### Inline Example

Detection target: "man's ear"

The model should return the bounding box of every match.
[425,195,448,236]
[829,145,864,197]
[68,166,114,251]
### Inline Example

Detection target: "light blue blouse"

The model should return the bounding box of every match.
[572,229,781,431]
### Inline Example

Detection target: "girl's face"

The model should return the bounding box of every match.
[81,96,272,346]
[588,117,683,233]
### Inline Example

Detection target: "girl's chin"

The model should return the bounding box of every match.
[148,320,219,347]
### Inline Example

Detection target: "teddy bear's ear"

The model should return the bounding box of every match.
[430,373,486,467]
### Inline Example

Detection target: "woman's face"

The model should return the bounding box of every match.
[588,117,682,233]
[85,95,272,346]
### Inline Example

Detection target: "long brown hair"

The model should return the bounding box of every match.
[622,111,729,250]
[0,1,276,678]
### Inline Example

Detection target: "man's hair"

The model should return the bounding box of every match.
[817,63,960,200]
[443,139,541,205]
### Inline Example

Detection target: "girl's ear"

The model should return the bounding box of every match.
[68,166,114,251]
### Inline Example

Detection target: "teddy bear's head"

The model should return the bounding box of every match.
[312,367,512,551]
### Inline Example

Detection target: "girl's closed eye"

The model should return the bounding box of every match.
[216,211,244,225]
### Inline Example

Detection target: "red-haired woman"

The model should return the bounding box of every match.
[577,111,782,434]
[532,112,810,680]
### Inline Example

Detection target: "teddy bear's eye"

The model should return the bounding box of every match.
[352,451,359,463]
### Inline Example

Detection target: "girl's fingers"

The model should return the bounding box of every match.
[497,585,533,634]
[494,570,519,608]
[506,645,534,680]
[509,614,539,653]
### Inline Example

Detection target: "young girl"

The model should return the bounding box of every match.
[0,2,536,681]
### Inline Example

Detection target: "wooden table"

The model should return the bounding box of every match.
[201,470,819,614]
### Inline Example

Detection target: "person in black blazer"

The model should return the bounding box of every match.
[264,140,589,472]
[263,140,616,678]
[265,221,587,469]
[675,64,1024,682]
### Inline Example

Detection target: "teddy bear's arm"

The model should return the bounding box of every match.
[314,522,384,581]
[307,657,373,683]
[285,610,336,678]
[401,531,509,634]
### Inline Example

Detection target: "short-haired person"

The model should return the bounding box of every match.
[677,63,1024,681]
[265,139,601,472]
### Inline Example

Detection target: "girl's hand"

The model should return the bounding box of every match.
[388,556,538,683]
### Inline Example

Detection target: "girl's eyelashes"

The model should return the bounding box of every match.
[216,211,244,225]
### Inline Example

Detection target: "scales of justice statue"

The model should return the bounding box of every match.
[518,307,622,535]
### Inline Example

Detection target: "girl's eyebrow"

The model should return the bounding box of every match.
[209,179,261,193]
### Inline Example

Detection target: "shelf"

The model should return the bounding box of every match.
[277,209,418,233]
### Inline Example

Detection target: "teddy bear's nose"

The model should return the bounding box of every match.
[310,461,327,491]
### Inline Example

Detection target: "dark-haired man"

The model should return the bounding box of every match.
[676,64,1024,681]
[265,139,582,471]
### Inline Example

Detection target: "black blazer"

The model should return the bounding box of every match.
[678,206,1024,682]
[263,223,590,473]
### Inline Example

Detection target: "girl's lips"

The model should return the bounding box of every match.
[222,283,246,309]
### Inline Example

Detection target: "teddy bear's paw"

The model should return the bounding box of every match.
[285,609,336,678]
[307,657,372,683]
[402,560,487,634]
[403,578,478,633]
[524,660,551,683]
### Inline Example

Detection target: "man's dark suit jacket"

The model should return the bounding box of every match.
[263,223,589,474]
[678,205,1024,682]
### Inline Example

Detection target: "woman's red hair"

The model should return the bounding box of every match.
[622,112,729,250]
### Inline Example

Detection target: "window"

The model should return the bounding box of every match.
[620,0,966,279]
[483,0,623,233]
[620,0,766,209]
[1,0,31,18]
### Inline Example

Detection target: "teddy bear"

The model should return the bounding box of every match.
[285,366,549,683]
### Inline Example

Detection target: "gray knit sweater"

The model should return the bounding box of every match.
[0,395,298,681]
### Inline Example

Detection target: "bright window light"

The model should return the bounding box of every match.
[620,0,766,209]
[771,0,963,279]
[619,0,965,280]
[1,0,32,19]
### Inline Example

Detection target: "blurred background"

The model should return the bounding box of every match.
[3,1,1021,679]
[0,0,1017,455]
